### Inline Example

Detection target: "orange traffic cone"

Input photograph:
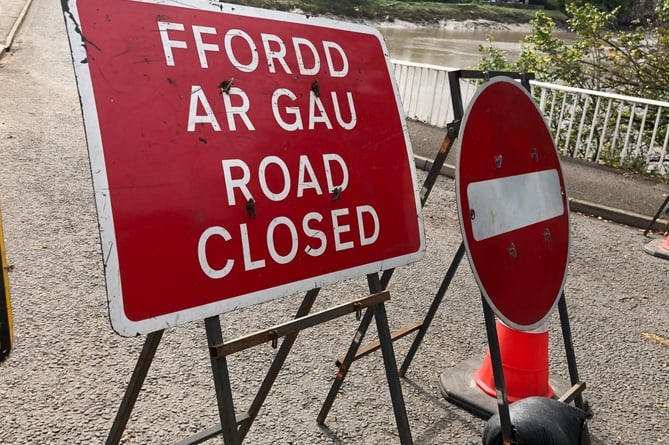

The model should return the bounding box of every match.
[440,319,568,418]
[473,320,554,403]
[643,234,669,260]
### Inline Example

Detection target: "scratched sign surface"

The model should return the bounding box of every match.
[62,0,424,336]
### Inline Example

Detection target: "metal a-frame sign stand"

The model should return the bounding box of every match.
[105,281,412,445]
[319,70,587,444]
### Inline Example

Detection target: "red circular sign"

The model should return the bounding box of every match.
[456,77,569,330]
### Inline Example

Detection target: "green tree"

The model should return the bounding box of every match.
[479,1,669,100]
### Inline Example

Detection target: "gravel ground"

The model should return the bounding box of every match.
[0,0,668,444]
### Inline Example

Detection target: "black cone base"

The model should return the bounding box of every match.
[643,238,669,260]
[438,357,573,419]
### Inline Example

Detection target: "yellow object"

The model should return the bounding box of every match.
[642,332,669,348]
[0,204,12,363]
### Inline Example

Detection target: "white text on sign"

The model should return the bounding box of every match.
[157,21,357,132]
[197,153,380,279]
[155,22,380,280]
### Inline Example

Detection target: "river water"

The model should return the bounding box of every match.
[376,24,574,69]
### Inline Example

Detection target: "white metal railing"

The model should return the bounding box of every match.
[392,60,477,128]
[391,60,669,175]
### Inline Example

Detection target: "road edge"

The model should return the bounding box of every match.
[0,0,35,60]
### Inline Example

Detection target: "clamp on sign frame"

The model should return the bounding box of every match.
[323,70,588,444]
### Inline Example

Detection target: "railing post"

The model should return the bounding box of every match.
[390,60,669,173]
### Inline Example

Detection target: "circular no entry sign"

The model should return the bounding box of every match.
[456,77,569,331]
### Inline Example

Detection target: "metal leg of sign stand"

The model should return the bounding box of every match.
[105,323,242,445]
[331,71,465,375]
[169,318,244,445]
[374,297,414,444]
[204,316,241,445]
[399,242,466,377]
[419,116,461,206]
[643,193,669,236]
[192,293,393,445]
[106,330,164,445]
[107,290,396,445]
[367,274,413,445]
[481,296,514,445]
[317,306,375,425]
[318,274,413,445]
[332,242,464,378]
[106,290,320,445]
[317,274,380,425]
[176,288,321,445]
[557,293,587,411]
[238,288,320,441]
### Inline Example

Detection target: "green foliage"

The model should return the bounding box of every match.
[477,36,511,72]
[479,1,669,101]
[478,2,669,174]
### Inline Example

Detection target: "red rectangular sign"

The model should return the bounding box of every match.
[63,0,425,336]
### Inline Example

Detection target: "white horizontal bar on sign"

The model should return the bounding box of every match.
[467,169,564,242]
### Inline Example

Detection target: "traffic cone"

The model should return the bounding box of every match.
[473,320,554,403]
[643,234,669,260]
[440,319,569,419]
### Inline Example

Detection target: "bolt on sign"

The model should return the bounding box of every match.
[456,78,569,331]
[62,0,425,336]
[0,205,12,363]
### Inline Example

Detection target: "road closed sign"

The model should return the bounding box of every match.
[456,78,569,331]
[62,0,424,336]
